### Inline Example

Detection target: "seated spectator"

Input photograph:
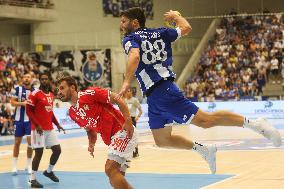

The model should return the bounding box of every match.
[0,103,13,135]
[281,60,284,87]
[185,14,284,101]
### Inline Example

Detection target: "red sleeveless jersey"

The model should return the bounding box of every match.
[27,90,54,131]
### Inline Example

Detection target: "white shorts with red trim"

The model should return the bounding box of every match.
[107,128,138,172]
[31,130,59,149]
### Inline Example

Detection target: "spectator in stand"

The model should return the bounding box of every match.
[184,14,283,101]
[0,103,13,135]
[270,56,279,84]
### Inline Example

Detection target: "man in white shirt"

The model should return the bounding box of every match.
[124,88,142,158]
[270,56,279,83]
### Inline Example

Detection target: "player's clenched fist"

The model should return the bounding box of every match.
[88,145,95,158]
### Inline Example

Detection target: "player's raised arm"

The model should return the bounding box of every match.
[110,92,134,139]
[118,48,140,98]
[164,10,192,36]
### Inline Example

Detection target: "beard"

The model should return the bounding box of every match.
[60,90,71,102]
[40,83,52,93]
[23,81,31,86]
[122,24,135,36]
[60,96,68,102]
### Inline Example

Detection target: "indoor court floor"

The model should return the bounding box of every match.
[1,124,284,189]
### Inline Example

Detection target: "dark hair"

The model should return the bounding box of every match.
[56,76,78,91]
[120,7,146,28]
[23,71,31,76]
[39,72,52,92]
[39,72,51,80]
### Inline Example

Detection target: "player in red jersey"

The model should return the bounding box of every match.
[56,76,137,189]
[26,72,65,188]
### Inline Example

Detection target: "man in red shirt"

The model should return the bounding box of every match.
[56,76,136,189]
[26,73,65,188]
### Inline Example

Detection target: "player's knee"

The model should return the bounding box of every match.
[155,140,166,147]
[195,114,216,128]
[154,136,172,148]
[14,140,21,146]
[105,162,115,177]
[34,148,44,158]
[52,145,61,156]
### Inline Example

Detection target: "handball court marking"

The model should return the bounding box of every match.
[1,126,283,189]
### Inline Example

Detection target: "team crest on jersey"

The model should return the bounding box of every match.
[124,41,132,53]
[45,105,53,112]
[83,104,89,110]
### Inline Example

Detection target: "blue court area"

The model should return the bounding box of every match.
[0,130,86,146]
[1,171,234,189]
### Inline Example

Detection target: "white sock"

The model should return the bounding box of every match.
[26,158,32,173]
[1,126,5,134]
[192,142,208,157]
[47,164,54,173]
[30,170,36,180]
[12,157,18,171]
[26,158,32,168]
[243,118,261,133]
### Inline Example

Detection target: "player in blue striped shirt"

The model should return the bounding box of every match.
[119,7,281,174]
[11,72,34,175]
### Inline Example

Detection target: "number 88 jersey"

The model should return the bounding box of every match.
[122,27,182,94]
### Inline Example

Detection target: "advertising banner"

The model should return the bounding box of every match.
[54,101,284,130]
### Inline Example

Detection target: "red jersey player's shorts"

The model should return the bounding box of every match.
[107,128,138,172]
[31,130,59,149]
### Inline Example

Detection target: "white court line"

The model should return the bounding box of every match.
[0,150,25,157]
[200,174,240,189]
[140,144,283,152]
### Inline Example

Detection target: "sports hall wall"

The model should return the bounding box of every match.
[0,23,30,52]
[32,0,284,47]
[31,0,195,93]
[30,0,284,93]
[1,0,284,93]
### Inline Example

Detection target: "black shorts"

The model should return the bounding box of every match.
[131,117,137,127]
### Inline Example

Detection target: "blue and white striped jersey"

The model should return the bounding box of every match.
[122,27,181,94]
[11,86,34,122]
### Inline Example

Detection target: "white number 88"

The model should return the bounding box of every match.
[141,39,167,64]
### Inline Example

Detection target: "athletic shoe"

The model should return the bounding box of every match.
[28,179,43,188]
[133,152,139,158]
[202,144,217,174]
[249,118,282,147]
[11,167,17,176]
[43,170,59,182]
[25,166,32,174]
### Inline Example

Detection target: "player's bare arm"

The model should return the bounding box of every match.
[164,10,192,36]
[110,92,134,139]
[86,129,97,158]
[118,48,140,98]
[10,97,27,107]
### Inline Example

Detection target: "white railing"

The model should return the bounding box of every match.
[0,0,54,9]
